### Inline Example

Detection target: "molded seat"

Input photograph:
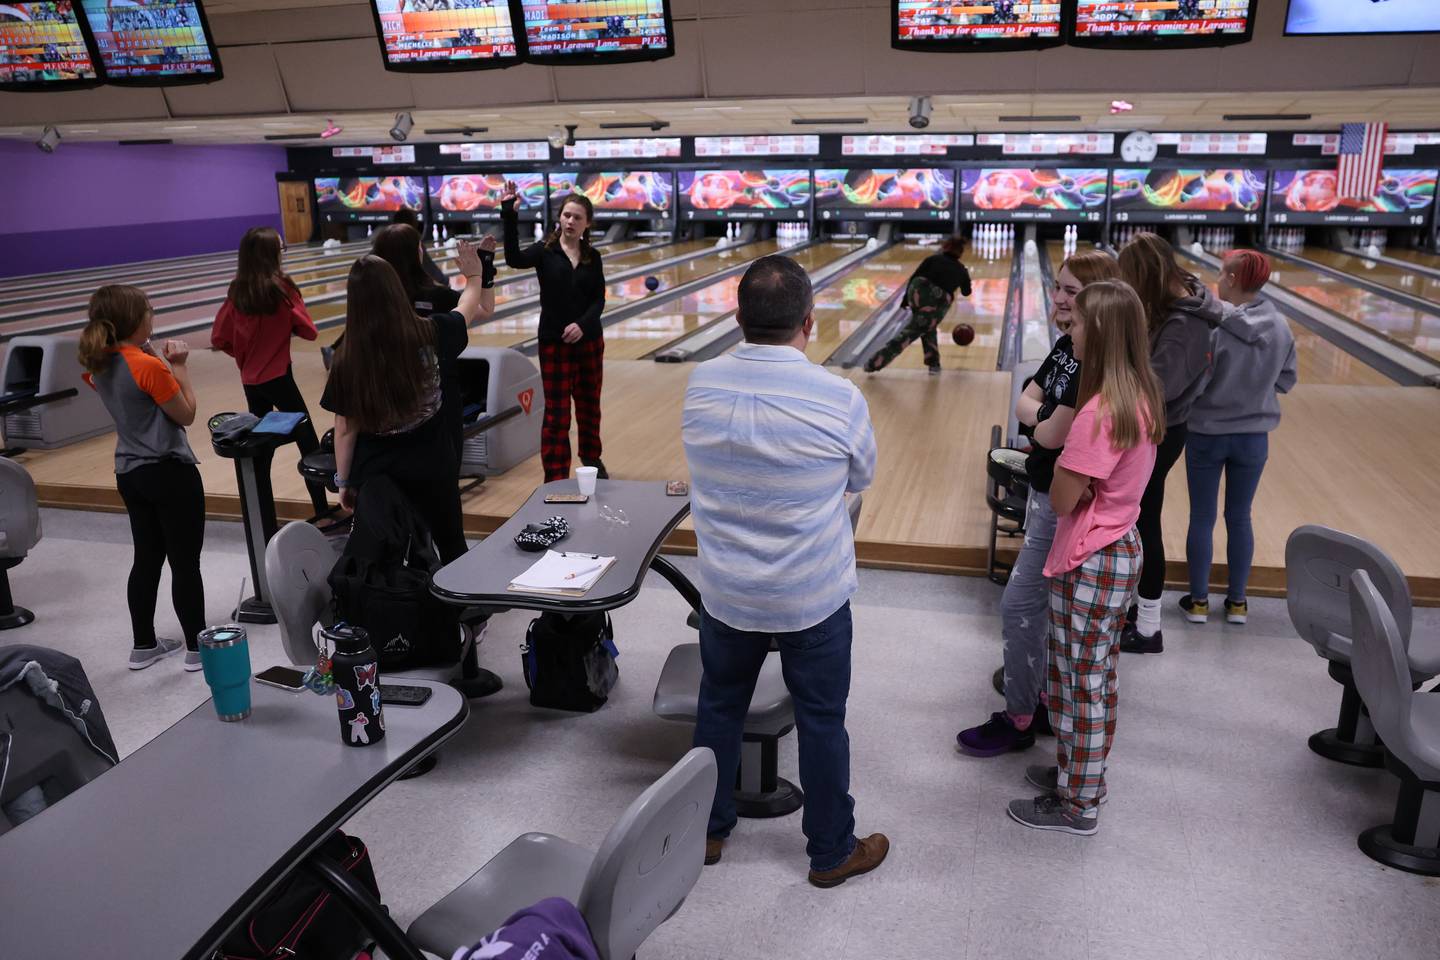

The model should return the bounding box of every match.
[0,458,42,629]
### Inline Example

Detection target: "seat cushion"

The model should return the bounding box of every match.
[652,643,794,732]
[408,832,593,957]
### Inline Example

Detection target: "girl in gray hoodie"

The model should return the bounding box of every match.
[1181,250,1297,626]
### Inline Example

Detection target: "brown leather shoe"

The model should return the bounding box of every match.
[807,833,889,888]
[704,837,724,866]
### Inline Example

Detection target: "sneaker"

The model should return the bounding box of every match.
[991,665,1006,696]
[1031,702,1053,738]
[581,458,609,480]
[1024,765,1107,805]
[1224,598,1248,624]
[1119,623,1164,655]
[704,836,724,866]
[1007,795,1098,836]
[927,364,941,376]
[183,649,204,672]
[956,711,1035,757]
[128,638,182,671]
[1178,594,1209,624]
[808,833,890,888]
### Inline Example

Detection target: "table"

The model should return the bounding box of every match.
[431,478,702,615]
[0,678,467,960]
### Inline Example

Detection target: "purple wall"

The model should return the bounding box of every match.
[0,141,288,278]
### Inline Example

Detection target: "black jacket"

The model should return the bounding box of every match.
[912,253,972,298]
[501,199,606,343]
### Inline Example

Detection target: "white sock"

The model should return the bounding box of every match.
[1136,597,1162,637]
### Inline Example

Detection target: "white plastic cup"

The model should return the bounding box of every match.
[576,466,598,496]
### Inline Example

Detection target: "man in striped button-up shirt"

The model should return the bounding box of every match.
[682,254,887,889]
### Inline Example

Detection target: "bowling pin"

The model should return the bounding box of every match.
[366,225,373,237]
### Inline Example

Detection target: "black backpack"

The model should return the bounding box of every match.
[328,475,460,671]
[521,612,619,713]
[214,831,379,960]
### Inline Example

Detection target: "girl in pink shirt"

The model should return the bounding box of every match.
[1008,280,1165,835]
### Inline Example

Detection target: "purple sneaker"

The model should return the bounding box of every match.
[956,711,1036,757]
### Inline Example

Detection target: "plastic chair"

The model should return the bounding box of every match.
[0,458,42,629]
[0,683,114,835]
[408,747,717,960]
[1347,570,1440,876]
[985,427,1029,586]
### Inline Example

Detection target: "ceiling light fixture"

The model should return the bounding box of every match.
[423,126,489,136]
[389,111,414,142]
[1109,100,1134,114]
[791,117,869,126]
[1223,113,1312,122]
[548,124,577,148]
[597,121,669,131]
[998,115,1082,122]
[320,119,343,139]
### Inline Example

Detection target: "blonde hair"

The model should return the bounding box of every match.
[1074,281,1166,449]
[78,285,151,375]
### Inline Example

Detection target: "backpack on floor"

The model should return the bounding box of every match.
[214,831,380,960]
[521,612,619,713]
[329,475,460,671]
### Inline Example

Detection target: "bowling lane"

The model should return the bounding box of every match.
[798,244,934,363]
[458,239,707,314]
[605,242,855,361]
[1385,247,1440,272]
[1300,247,1440,304]
[1267,252,1440,362]
[884,253,1010,372]
[1184,257,1392,387]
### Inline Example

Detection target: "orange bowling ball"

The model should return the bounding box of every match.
[952,323,976,347]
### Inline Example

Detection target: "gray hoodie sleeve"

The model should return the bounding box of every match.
[1276,338,1298,394]
[1151,316,1214,404]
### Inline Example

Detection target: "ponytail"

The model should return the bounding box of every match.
[79,285,151,374]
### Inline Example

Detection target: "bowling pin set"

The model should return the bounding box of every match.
[1347,228,1389,252]
[776,221,807,247]
[1109,225,1156,247]
[972,223,1014,261]
[1195,227,1238,251]
[1264,228,1307,251]
[1059,224,1080,257]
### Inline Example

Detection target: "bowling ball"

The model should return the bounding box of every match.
[952,323,976,347]
[644,275,660,292]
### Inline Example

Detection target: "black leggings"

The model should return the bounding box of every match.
[243,366,329,514]
[1136,423,1189,602]
[115,460,206,650]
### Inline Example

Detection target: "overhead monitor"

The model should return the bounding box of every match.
[429,173,546,222]
[314,176,428,223]
[522,0,674,64]
[80,0,221,84]
[1110,168,1267,224]
[678,170,813,221]
[892,0,1064,50]
[1284,0,1440,35]
[1069,0,1256,48]
[368,0,522,72]
[548,170,674,219]
[1270,168,1437,228]
[813,168,955,221]
[0,2,100,90]
[959,168,1107,223]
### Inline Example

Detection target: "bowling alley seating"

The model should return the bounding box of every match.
[0,458,44,630]
[1346,570,1440,876]
[985,425,1029,586]
[408,748,716,960]
[1286,525,1440,767]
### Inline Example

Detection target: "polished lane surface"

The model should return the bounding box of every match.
[798,243,935,363]
[1298,247,1440,304]
[881,251,1011,372]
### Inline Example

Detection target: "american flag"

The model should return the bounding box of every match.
[1337,122,1388,201]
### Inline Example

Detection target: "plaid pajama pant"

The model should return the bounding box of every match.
[538,338,604,482]
[1048,527,1142,819]
[864,276,952,372]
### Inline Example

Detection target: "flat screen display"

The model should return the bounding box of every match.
[368,0,521,71]
[1284,0,1440,35]
[315,176,428,223]
[813,168,955,221]
[677,170,812,221]
[0,2,98,89]
[1270,168,1438,227]
[892,1,1063,50]
[959,168,1107,223]
[1110,168,1266,224]
[548,170,673,219]
[1070,0,1256,48]
[522,0,674,63]
[428,172,545,222]
[80,0,220,83]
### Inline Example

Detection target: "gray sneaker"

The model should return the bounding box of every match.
[1025,765,1108,805]
[1007,795,1098,836]
[183,649,204,672]
[129,638,182,671]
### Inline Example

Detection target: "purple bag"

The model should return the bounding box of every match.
[450,898,600,960]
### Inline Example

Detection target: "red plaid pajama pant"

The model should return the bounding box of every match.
[537,338,604,482]
[1047,527,1142,818]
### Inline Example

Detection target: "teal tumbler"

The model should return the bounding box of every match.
[198,625,252,721]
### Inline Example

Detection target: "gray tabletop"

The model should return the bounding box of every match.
[0,679,467,960]
[432,479,691,613]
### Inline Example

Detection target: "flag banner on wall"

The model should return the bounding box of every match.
[1337,122,1388,201]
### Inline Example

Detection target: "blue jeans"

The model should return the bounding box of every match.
[1001,488,1057,719]
[693,603,857,872]
[1184,432,1269,601]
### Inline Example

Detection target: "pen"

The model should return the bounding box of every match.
[562,552,600,559]
[565,563,604,581]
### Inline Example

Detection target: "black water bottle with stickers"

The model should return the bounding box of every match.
[325,624,384,747]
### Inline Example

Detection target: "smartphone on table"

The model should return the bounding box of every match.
[254,665,307,691]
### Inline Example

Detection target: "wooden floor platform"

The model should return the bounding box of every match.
[15,331,1440,603]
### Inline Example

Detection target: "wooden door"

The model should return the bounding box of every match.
[278,181,314,246]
